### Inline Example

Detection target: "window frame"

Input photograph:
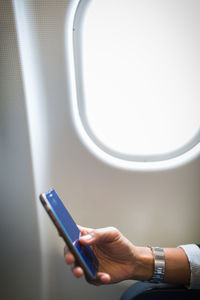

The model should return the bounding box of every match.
[69,0,200,169]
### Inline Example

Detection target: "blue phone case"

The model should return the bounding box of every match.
[40,189,98,281]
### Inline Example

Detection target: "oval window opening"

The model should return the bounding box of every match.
[73,0,200,162]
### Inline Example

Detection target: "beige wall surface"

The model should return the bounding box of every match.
[0,1,41,299]
[1,1,200,300]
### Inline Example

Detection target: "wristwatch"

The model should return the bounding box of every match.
[148,246,165,283]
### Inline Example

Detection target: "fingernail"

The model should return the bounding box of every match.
[101,274,109,282]
[80,234,93,241]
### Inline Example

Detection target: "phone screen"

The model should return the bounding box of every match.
[42,189,98,280]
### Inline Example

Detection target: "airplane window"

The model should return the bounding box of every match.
[73,0,200,162]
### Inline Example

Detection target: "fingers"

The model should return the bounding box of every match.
[64,226,118,284]
[64,246,84,278]
[64,247,75,264]
[97,272,111,284]
[64,246,111,284]
[77,225,93,235]
[72,266,84,278]
[79,226,120,246]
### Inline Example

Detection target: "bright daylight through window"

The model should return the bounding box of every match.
[73,0,200,162]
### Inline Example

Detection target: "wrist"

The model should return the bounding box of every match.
[132,247,154,281]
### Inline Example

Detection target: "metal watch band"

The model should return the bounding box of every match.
[148,246,165,283]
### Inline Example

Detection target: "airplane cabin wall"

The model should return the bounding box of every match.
[0,1,41,299]
[1,1,200,300]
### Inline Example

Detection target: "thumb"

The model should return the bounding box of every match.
[79,227,119,246]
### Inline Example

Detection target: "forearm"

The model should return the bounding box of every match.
[133,246,190,285]
[164,247,190,285]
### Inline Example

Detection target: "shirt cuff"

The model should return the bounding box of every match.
[178,244,200,289]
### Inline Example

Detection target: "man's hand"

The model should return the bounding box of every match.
[64,226,153,285]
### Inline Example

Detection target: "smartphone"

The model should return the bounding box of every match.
[39,188,99,282]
